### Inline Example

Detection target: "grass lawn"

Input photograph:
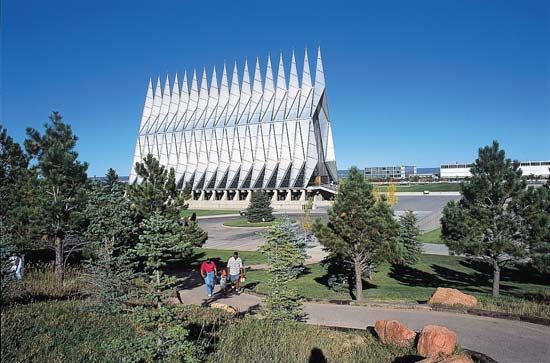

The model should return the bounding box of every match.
[420,228,444,244]
[180,209,238,218]
[244,254,550,307]
[222,218,280,228]
[375,183,462,193]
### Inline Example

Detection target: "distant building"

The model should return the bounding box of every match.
[440,161,550,179]
[363,165,416,180]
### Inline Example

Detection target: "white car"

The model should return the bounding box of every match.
[423,190,430,195]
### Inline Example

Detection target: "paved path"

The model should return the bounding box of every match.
[178,281,550,363]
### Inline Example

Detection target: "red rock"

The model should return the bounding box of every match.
[417,355,473,363]
[374,320,416,346]
[417,325,457,358]
[428,288,478,308]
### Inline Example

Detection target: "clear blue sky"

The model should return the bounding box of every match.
[2,0,549,177]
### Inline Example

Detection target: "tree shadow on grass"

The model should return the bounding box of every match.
[389,264,443,289]
[459,259,550,286]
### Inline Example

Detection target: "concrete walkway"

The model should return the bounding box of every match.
[177,282,550,363]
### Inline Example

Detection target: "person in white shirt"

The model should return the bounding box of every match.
[227,251,244,291]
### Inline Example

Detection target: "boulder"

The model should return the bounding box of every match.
[417,325,457,358]
[417,355,473,363]
[209,302,238,315]
[428,288,478,308]
[374,320,416,346]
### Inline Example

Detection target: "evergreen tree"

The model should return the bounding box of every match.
[441,141,527,297]
[0,125,38,251]
[182,218,208,247]
[514,181,550,273]
[0,221,17,304]
[314,167,399,301]
[259,219,306,321]
[24,112,89,285]
[104,167,119,187]
[398,211,423,265]
[83,176,138,312]
[246,191,274,223]
[129,212,199,361]
[128,154,186,221]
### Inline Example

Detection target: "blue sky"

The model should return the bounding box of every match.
[2,0,549,177]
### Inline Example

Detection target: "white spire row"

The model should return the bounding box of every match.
[130,47,337,191]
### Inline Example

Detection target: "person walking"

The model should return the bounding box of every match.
[200,257,217,298]
[227,251,244,292]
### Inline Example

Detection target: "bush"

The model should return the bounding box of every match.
[209,317,415,363]
[1,300,138,362]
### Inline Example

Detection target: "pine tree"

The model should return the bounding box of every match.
[398,211,422,265]
[0,125,38,251]
[514,181,550,273]
[128,154,186,221]
[24,112,89,285]
[129,212,199,361]
[83,176,138,312]
[0,221,17,304]
[441,141,527,297]
[246,191,274,223]
[314,167,399,301]
[104,167,119,187]
[182,219,208,247]
[259,219,306,321]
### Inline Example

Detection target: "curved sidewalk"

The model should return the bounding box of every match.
[178,285,550,363]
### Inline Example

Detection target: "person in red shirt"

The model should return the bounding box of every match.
[200,258,217,298]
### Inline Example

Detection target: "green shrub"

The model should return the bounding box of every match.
[1,300,138,363]
[209,317,415,363]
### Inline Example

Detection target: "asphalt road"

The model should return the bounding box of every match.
[199,194,459,252]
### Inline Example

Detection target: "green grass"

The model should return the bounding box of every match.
[180,209,238,218]
[420,228,444,244]
[1,300,139,362]
[210,317,417,363]
[192,248,267,266]
[222,218,279,228]
[375,183,462,193]
[244,254,550,317]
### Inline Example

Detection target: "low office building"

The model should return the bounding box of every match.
[440,161,550,180]
[364,165,416,180]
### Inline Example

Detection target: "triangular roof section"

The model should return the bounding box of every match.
[216,63,229,127]
[138,78,154,134]
[273,52,287,121]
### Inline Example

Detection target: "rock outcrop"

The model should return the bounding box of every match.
[417,324,457,358]
[428,288,478,308]
[374,320,416,346]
